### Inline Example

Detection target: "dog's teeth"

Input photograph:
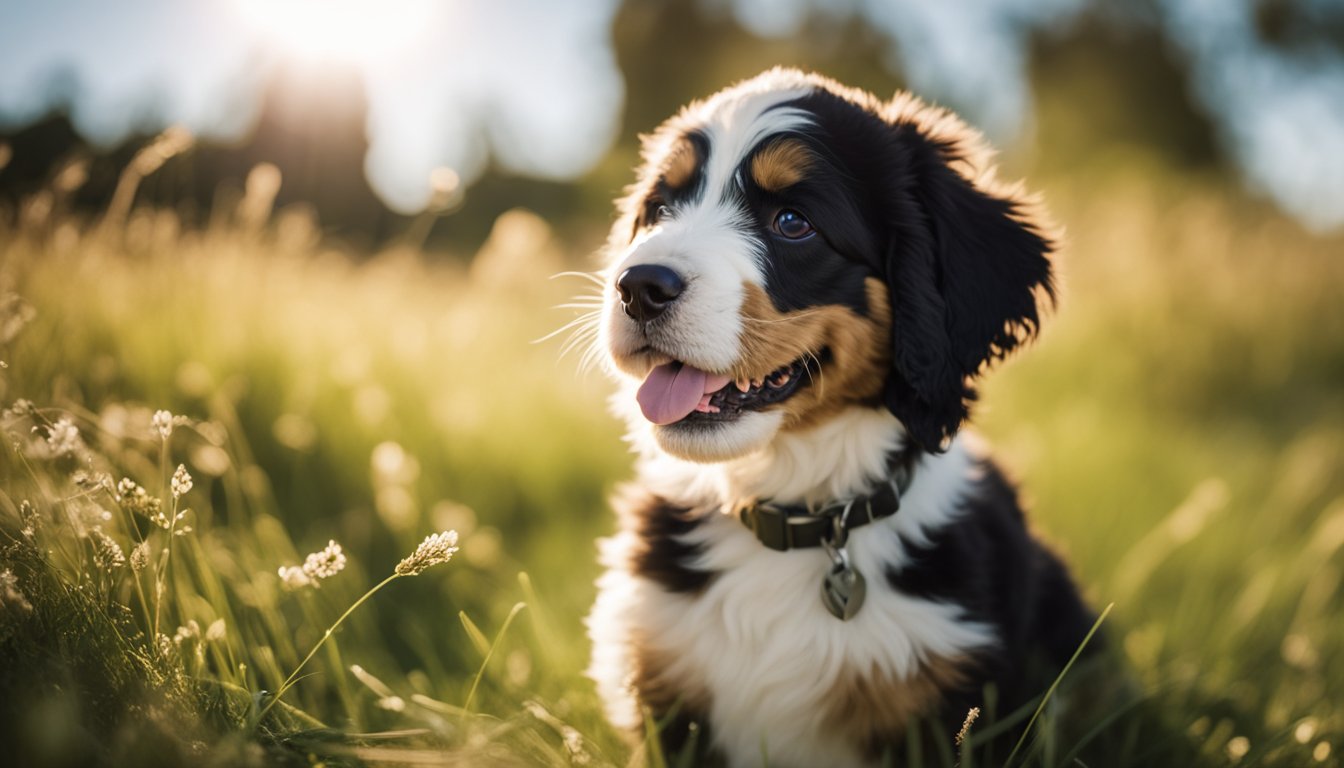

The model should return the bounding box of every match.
[735,378,750,392]
[776,373,790,386]
[752,377,763,389]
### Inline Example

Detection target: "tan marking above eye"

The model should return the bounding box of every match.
[751,139,813,192]
[661,136,700,191]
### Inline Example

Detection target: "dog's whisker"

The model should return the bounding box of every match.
[558,324,600,357]
[561,334,604,370]
[799,347,825,396]
[577,337,606,375]
[537,310,600,338]
[533,311,601,345]
[554,289,606,306]
[549,270,607,287]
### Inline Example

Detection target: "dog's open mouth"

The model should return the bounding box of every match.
[635,353,824,426]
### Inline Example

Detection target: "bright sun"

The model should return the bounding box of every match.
[234,0,437,64]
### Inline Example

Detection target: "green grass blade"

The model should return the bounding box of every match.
[1004,602,1114,768]
[461,601,527,720]
[458,610,491,658]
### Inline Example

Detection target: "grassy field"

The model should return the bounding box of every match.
[1,162,1342,767]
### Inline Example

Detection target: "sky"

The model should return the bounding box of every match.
[0,0,623,213]
[2,0,1343,230]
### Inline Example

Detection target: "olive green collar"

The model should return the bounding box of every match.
[734,456,914,552]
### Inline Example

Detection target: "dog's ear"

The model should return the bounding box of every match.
[880,110,1055,452]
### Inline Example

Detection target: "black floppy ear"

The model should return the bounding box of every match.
[881,115,1055,452]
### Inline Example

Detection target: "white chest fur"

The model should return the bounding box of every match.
[587,422,997,768]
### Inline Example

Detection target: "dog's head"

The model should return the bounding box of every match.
[601,68,1055,462]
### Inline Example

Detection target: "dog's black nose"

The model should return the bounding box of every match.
[617,265,685,323]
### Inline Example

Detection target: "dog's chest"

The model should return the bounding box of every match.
[642,513,991,768]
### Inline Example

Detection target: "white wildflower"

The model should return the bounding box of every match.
[302,540,346,580]
[174,620,201,645]
[171,464,193,498]
[277,540,347,590]
[172,515,193,536]
[92,529,126,570]
[277,565,313,590]
[563,726,589,765]
[123,475,187,531]
[205,618,226,642]
[130,541,151,571]
[151,409,174,440]
[46,417,82,456]
[18,500,39,536]
[117,478,163,520]
[377,696,406,712]
[396,530,459,576]
[3,399,34,420]
[0,569,32,613]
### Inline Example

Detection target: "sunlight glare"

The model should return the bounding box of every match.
[234,0,436,64]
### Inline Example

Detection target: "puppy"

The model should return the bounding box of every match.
[586,68,1095,767]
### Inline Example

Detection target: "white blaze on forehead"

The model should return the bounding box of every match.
[693,84,815,209]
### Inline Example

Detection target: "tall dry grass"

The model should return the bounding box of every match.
[1,148,1342,766]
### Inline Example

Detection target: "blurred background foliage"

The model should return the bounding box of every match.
[1,1,1343,766]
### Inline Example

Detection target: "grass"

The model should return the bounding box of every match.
[0,157,1342,766]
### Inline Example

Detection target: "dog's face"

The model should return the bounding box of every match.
[602,68,1054,462]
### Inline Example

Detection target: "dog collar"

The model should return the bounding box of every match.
[734,460,913,553]
[733,453,915,621]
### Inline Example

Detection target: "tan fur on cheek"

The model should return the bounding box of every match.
[823,655,969,753]
[751,138,813,192]
[736,279,892,431]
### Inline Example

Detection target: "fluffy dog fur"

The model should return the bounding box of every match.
[584,68,1095,767]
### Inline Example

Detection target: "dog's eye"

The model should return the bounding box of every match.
[773,209,814,240]
[642,202,671,229]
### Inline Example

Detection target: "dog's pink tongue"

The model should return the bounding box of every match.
[637,362,731,425]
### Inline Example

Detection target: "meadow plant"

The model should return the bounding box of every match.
[0,381,482,761]
[276,539,347,589]
[2,161,1341,766]
[256,530,459,725]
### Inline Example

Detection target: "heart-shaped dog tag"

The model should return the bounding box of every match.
[821,561,866,620]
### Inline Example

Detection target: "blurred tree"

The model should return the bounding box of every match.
[0,63,399,246]
[1029,9,1222,175]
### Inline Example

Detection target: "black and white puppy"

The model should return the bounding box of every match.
[586,68,1095,767]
